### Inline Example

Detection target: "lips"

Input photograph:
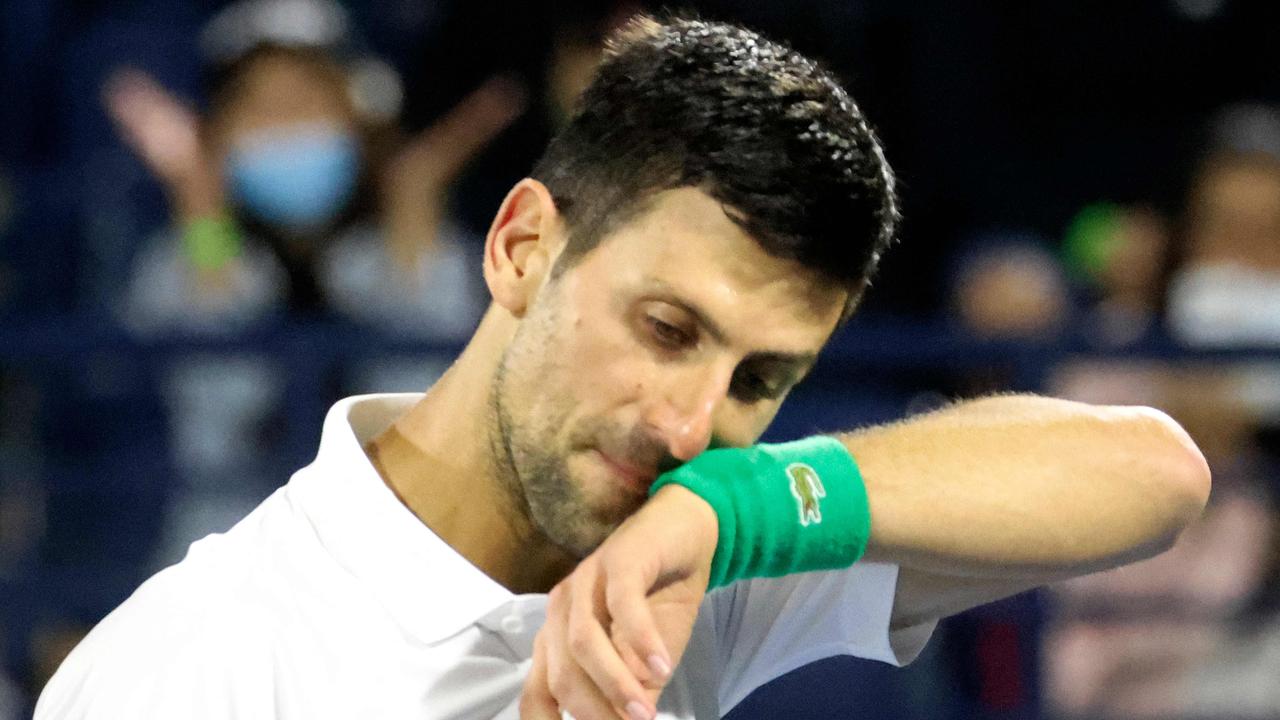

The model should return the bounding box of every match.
[594,449,657,494]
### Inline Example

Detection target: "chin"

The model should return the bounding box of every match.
[546,518,615,559]
[571,486,644,547]
[526,472,624,558]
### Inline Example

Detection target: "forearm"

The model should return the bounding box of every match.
[170,174,225,226]
[845,394,1211,580]
[381,185,445,270]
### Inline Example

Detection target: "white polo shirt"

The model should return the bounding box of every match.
[36,394,934,719]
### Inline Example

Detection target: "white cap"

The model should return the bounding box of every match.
[199,0,403,122]
[200,0,352,65]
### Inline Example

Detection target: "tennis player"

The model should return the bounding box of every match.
[36,15,1210,720]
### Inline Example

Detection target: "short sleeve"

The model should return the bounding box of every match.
[710,561,937,713]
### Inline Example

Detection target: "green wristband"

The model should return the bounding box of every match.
[648,436,871,589]
[181,215,242,271]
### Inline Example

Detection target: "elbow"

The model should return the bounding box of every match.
[1125,405,1213,540]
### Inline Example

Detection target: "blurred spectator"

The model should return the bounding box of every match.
[951,233,1071,339]
[1167,104,1280,347]
[107,0,516,335]
[1057,104,1280,351]
[942,234,1070,417]
[1050,137,1280,701]
[1045,358,1280,718]
[100,0,524,565]
[1062,203,1173,347]
[1044,465,1275,718]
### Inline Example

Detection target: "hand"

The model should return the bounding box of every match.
[381,75,526,268]
[520,485,718,720]
[102,69,223,220]
[383,75,527,198]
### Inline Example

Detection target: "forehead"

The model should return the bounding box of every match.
[1199,161,1280,199]
[562,187,847,351]
[217,53,351,129]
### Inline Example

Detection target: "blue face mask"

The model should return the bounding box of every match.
[226,124,360,233]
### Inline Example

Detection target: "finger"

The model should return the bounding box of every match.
[546,580,649,720]
[102,68,151,111]
[103,76,160,143]
[520,633,561,720]
[101,70,202,172]
[564,562,656,717]
[103,70,177,127]
[602,555,673,691]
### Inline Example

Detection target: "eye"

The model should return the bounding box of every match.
[645,315,694,349]
[730,367,783,403]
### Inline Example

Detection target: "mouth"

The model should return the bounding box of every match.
[593,449,657,495]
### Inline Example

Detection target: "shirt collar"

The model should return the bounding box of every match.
[287,393,531,644]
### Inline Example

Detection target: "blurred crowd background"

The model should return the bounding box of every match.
[2,0,1280,718]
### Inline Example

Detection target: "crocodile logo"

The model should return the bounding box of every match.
[786,462,826,526]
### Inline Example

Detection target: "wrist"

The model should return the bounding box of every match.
[649,437,871,589]
[181,215,242,271]
[650,484,720,564]
[170,168,225,223]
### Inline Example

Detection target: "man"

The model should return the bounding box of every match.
[37,16,1210,720]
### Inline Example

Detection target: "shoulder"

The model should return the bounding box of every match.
[35,564,280,719]
[35,491,313,718]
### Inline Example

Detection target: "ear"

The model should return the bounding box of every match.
[483,178,563,317]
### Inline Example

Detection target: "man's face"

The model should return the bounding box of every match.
[492,187,847,557]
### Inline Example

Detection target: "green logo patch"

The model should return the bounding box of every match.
[786,462,826,526]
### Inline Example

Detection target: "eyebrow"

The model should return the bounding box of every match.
[645,281,821,370]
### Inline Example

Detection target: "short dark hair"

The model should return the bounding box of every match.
[531,15,900,311]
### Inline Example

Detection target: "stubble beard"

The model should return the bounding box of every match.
[488,333,613,560]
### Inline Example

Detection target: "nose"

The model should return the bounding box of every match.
[643,367,729,462]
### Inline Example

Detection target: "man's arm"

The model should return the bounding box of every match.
[521,394,1211,720]
[844,394,1211,628]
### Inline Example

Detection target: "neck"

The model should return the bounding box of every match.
[364,308,577,594]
